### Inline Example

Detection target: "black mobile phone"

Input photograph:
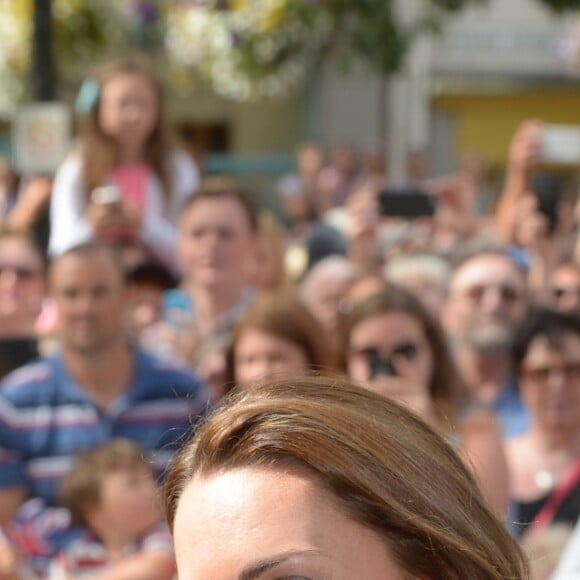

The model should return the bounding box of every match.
[531,174,562,235]
[363,347,397,379]
[379,187,436,218]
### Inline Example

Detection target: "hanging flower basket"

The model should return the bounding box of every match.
[165,1,335,101]
[0,0,148,111]
[164,0,492,101]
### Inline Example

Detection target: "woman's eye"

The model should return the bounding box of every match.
[392,342,418,359]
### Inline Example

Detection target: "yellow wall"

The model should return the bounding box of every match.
[434,90,580,167]
[232,99,302,154]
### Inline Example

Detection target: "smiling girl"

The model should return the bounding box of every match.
[49,57,199,269]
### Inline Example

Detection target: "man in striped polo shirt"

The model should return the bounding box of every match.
[0,242,209,526]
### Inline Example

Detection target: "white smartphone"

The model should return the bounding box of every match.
[541,125,580,165]
[91,185,122,205]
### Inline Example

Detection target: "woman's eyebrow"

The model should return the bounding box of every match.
[238,549,321,580]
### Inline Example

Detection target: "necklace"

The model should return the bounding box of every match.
[535,469,556,493]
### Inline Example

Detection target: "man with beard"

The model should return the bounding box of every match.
[444,248,530,438]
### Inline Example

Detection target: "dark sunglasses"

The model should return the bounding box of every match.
[466,284,521,303]
[0,265,40,280]
[352,341,419,362]
[552,287,580,299]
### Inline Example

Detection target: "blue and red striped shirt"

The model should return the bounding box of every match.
[0,348,209,505]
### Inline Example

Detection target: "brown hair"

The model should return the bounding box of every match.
[164,377,528,579]
[179,177,260,234]
[224,291,333,388]
[60,439,150,528]
[50,241,126,283]
[339,285,471,426]
[79,56,172,206]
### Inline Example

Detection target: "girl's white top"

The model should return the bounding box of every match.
[48,149,200,267]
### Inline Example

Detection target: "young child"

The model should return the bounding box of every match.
[49,439,175,579]
[49,57,199,269]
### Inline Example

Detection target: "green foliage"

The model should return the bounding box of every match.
[55,6,110,61]
[50,0,580,87]
[328,0,488,75]
[535,0,580,11]
[51,2,129,85]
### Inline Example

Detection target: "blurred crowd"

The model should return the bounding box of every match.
[0,56,579,579]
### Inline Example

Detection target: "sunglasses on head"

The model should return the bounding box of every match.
[0,264,40,280]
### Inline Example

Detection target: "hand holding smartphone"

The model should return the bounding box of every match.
[91,185,122,206]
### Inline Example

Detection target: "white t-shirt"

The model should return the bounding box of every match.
[48,148,199,267]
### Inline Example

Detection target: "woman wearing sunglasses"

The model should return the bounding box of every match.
[339,285,509,517]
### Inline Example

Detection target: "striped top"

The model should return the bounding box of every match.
[0,348,209,505]
[48,521,173,578]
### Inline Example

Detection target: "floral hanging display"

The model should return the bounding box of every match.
[165,0,335,101]
[0,0,31,112]
[0,0,577,110]
[163,0,493,101]
[0,0,146,111]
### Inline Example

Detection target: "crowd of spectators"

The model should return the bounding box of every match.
[0,55,578,579]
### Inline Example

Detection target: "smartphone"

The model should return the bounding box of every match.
[379,187,436,218]
[530,173,562,234]
[363,348,398,379]
[162,289,195,331]
[91,185,122,205]
[541,125,580,165]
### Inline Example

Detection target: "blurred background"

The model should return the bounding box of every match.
[1,0,579,197]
